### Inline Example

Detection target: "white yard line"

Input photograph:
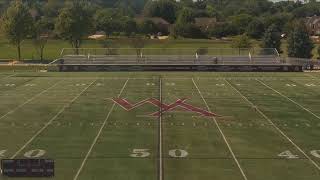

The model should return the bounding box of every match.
[0,81,61,121]
[10,79,97,159]
[257,79,320,120]
[191,78,248,180]
[6,77,152,80]
[1,74,17,79]
[159,78,163,180]
[224,79,320,171]
[304,73,317,79]
[73,78,129,180]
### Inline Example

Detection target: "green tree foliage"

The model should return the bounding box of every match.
[129,36,148,57]
[144,0,179,23]
[121,17,138,37]
[114,0,135,17]
[94,9,121,37]
[229,14,253,34]
[43,0,64,17]
[246,18,265,39]
[32,17,51,62]
[1,0,33,60]
[263,13,292,33]
[261,24,281,53]
[138,20,158,35]
[55,0,93,53]
[209,22,237,38]
[176,7,195,24]
[232,34,252,49]
[171,23,206,39]
[287,22,314,58]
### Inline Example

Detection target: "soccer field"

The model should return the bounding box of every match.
[0,72,320,180]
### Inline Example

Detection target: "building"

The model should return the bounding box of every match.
[194,17,217,32]
[135,17,171,33]
[306,16,320,35]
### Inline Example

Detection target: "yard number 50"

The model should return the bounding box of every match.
[130,149,188,158]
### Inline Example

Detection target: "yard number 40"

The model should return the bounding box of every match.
[130,149,188,158]
[278,150,320,159]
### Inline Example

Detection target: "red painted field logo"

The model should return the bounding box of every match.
[111,98,218,117]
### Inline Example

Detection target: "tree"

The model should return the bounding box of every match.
[99,39,119,55]
[0,0,33,61]
[209,22,238,38]
[171,23,206,39]
[94,9,121,37]
[287,22,314,58]
[55,0,93,54]
[229,13,253,34]
[176,7,195,25]
[246,18,265,39]
[144,0,179,23]
[43,0,64,17]
[232,34,252,54]
[32,17,50,62]
[139,20,158,35]
[130,37,148,58]
[261,24,281,53]
[121,17,137,37]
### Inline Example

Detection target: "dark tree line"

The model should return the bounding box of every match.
[0,0,318,59]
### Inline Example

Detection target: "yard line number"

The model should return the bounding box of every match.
[130,149,188,158]
[1,149,320,159]
[278,150,320,159]
[0,149,46,158]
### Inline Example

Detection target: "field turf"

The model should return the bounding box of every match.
[0,72,320,180]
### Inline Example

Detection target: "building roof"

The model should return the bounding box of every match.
[306,16,320,26]
[135,17,170,25]
[194,17,217,30]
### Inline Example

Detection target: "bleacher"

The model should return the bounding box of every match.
[60,54,280,65]
[51,48,304,72]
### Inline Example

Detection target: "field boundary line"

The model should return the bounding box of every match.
[73,78,129,180]
[192,78,248,180]
[257,79,320,120]
[7,77,154,80]
[0,81,61,121]
[1,74,17,79]
[10,79,97,159]
[224,79,320,171]
[158,77,163,180]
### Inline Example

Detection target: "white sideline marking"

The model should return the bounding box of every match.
[159,78,163,180]
[257,80,320,121]
[224,79,320,171]
[0,81,61,121]
[192,78,248,180]
[1,74,17,79]
[73,78,129,180]
[10,80,97,159]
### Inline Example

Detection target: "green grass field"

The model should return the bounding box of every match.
[0,72,320,180]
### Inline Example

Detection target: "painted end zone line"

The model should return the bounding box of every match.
[10,80,97,159]
[257,79,320,121]
[224,79,320,171]
[0,81,61,120]
[191,78,248,180]
[73,78,129,180]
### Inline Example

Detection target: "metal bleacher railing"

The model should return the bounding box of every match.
[51,48,283,65]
